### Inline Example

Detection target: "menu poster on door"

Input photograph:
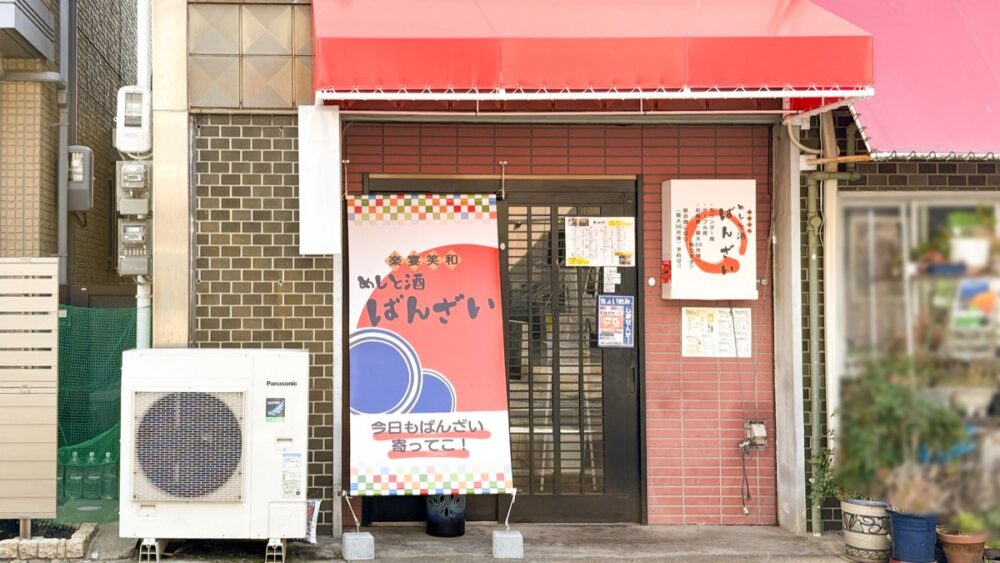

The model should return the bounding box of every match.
[661,180,758,300]
[565,217,636,267]
[681,307,752,358]
[346,194,513,496]
[597,295,634,348]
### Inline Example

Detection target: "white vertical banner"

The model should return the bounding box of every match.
[297,104,342,255]
[661,179,758,300]
[346,194,513,496]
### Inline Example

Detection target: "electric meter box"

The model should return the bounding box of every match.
[115,86,152,153]
[116,160,151,215]
[118,219,151,276]
[67,145,94,212]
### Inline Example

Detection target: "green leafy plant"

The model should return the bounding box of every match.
[951,511,987,536]
[911,233,950,263]
[834,357,966,500]
[808,449,837,508]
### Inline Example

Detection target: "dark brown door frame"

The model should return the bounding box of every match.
[354,173,648,524]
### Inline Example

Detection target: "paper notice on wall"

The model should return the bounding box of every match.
[565,217,636,267]
[598,295,635,348]
[602,267,620,293]
[681,307,752,358]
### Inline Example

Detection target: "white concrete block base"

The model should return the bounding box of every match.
[342,532,375,561]
[492,530,524,559]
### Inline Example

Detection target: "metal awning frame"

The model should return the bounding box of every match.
[316,84,874,103]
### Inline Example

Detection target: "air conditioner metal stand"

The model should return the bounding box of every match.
[138,539,165,563]
[265,538,286,563]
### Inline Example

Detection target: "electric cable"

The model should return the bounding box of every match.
[740,440,753,514]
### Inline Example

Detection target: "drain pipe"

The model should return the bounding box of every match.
[57,0,69,287]
[134,0,152,348]
[806,169,859,535]
[136,276,151,349]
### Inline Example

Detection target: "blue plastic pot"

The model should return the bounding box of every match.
[888,509,937,563]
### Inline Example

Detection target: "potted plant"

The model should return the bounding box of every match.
[835,358,966,563]
[840,495,892,563]
[938,511,988,563]
[810,448,891,563]
[948,209,994,273]
[883,463,949,563]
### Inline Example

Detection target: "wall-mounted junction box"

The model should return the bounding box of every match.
[68,145,94,212]
[118,219,151,276]
[115,86,152,153]
[116,160,151,216]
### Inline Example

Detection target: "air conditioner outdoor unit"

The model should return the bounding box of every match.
[120,348,309,545]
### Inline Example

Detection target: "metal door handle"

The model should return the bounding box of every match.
[629,358,637,394]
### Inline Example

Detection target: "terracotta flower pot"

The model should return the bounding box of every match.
[841,499,891,563]
[936,529,986,563]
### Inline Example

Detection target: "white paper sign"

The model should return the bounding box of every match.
[681,307,752,358]
[565,217,636,267]
[662,180,757,299]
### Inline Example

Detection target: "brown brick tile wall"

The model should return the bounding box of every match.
[72,0,137,286]
[192,113,335,534]
[0,58,58,258]
[343,123,777,525]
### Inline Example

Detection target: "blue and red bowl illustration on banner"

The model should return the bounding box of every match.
[350,244,507,415]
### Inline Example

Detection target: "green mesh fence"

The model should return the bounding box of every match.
[55,305,135,524]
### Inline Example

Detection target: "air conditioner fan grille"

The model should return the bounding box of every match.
[132,391,244,502]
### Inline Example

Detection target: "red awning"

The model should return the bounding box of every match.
[312,0,872,107]
[815,0,1000,159]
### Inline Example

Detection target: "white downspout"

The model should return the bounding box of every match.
[135,0,152,348]
[136,276,151,349]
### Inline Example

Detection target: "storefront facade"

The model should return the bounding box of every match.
[158,0,873,535]
[343,122,776,526]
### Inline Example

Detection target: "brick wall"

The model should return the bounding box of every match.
[191,114,336,533]
[342,123,777,525]
[71,0,137,286]
[0,0,135,293]
[0,58,58,258]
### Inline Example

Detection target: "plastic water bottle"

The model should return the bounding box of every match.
[83,451,101,499]
[56,459,65,503]
[65,451,84,500]
[100,452,117,500]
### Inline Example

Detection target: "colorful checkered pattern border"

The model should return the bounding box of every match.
[347,194,497,224]
[349,464,513,496]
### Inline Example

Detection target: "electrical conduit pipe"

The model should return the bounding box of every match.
[135,0,152,348]
[806,169,858,536]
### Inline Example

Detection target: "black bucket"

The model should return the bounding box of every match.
[425,494,466,537]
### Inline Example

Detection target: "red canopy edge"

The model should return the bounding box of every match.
[312,0,873,108]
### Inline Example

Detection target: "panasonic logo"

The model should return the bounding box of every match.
[266,381,298,387]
